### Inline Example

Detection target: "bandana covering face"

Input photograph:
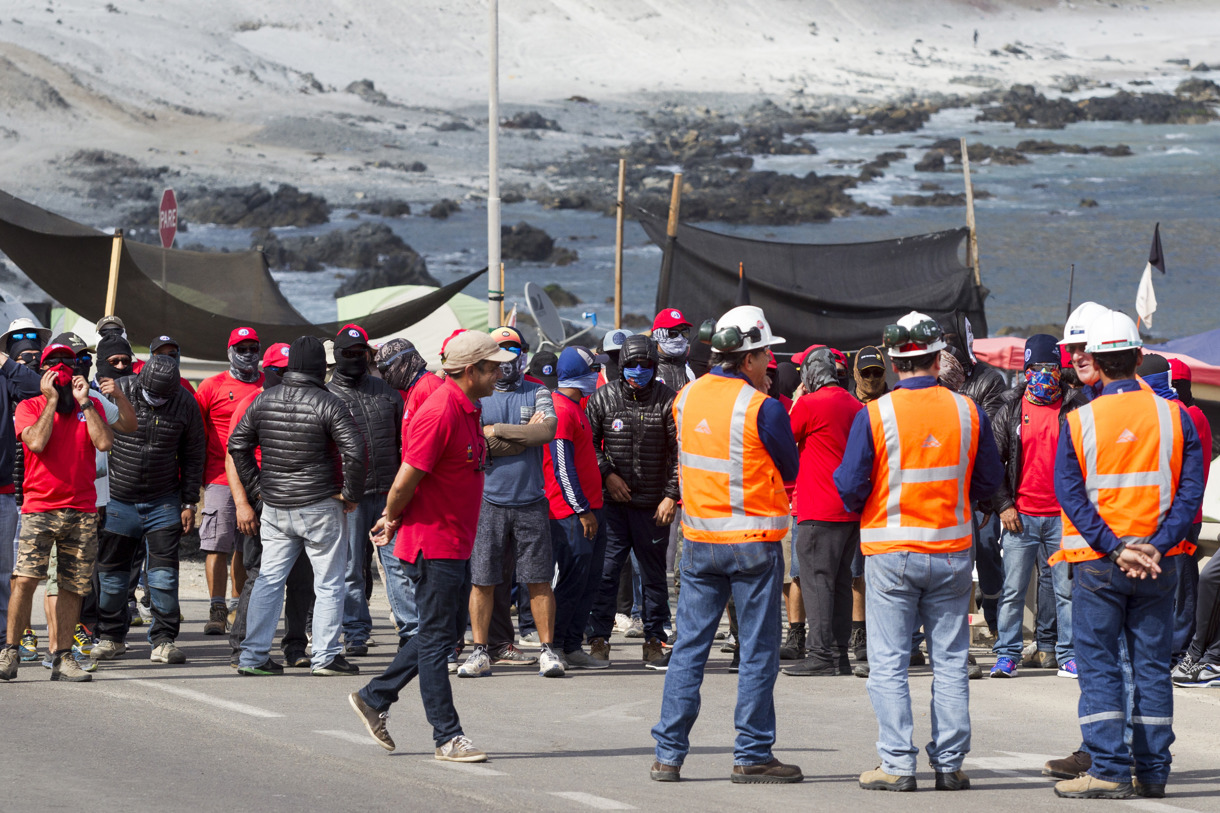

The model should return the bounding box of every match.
[1024,368,1062,406]
[652,328,688,360]
[799,347,839,394]
[228,345,261,383]
[50,362,73,388]
[495,353,526,391]
[560,371,599,396]
[853,346,888,402]
[623,365,654,388]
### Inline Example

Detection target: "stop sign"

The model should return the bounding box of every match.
[159,188,177,249]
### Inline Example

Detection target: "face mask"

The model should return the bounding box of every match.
[623,365,654,388]
[383,351,427,392]
[142,388,170,408]
[1024,368,1062,406]
[18,352,40,371]
[228,345,261,383]
[335,353,367,380]
[263,367,284,390]
[49,363,73,387]
[74,357,93,381]
[495,354,525,391]
[560,371,599,396]
[654,331,689,359]
[97,357,133,379]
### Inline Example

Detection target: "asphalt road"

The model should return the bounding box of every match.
[4,593,1220,813]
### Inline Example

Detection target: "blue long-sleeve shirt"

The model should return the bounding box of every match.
[706,366,799,482]
[834,376,1005,515]
[0,357,45,486]
[1054,378,1204,556]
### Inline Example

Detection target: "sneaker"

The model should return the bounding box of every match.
[645,650,671,672]
[909,649,926,667]
[642,638,665,665]
[283,649,312,668]
[538,647,565,678]
[0,647,18,681]
[1171,652,1196,680]
[517,631,542,649]
[128,600,145,627]
[237,659,284,676]
[313,655,360,676]
[1043,750,1092,780]
[935,770,970,790]
[728,649,739,673]
[137,602,153,625]
[720,633,737,653]
[73,650,98,673]
[447,646,462,674]
[848,627,867,661]
[457,647,492,678]
[779,623,806,660]
[782,656,838,677]
[490,644,536,666]
[1132,778,1166,799]
[150,641,187,664]
[72,624,94,656]
[41,652,54,669]
[435,734,487,763]
[990,656,1017,678]
[19,629,38,662]
[731,758,803,784]
[613,613,632,633]
[345,641,369,657]
[203,604,227,636]
[1057,658,1080,679]
[853,663,869,678]
[588,637,611,663]
[564,648,611,670]
[92,639,127,660]
[650,761,681,782]
[50,651,92,682]
[859,766,916,791]
[624,617,645,638]
[967,654,982,680]
[348,691,394,752]
[1171,658,1220,687]
[1054,774,1133,799]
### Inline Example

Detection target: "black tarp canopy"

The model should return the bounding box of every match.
[642,212,989,353]
[0,189,483,361]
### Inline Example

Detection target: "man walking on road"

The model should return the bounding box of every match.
[834,312,1002,792]
[349,330,512,762]
[1050,311,1203,800]
[651,305,802,784]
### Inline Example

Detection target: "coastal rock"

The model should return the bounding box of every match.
[892,192,966,207]
[931,139,1029,165]
[977,84,1218,128]
[1079,198,1099,208]
[254,222,437,290]
[428,199,461,219]
[543,283,580,307]
[915,151,946,172]
[345,79,393,106]
[502,111,562,131]
[1176,78,1220,102]
[181,184,330,228]
[500,222,580,265]
[1015,139,1133,157]
[354,199,411,217]
[333,259,436,298]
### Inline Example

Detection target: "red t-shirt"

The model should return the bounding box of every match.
[14,395,105,513]
[230,388,264,468]
[543,391,604,519]
[401,372,445,443]
[131,359,197,394]
[789,386,862,522]
[393,377,486,564]
[1187,403,1212,524]
[1015,398,1061,517]
[196,371,264,485]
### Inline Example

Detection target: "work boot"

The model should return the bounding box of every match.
[1053,774,1133,799]
[50,651,93,682]
[1043,750,1092,779]
[650,761,681,782]
[935,770,971,790]
[588,637,610,662]
[642,638,665,665]
[0,646,18,681]
[203,604,227,636]
[849,626,867,661]
[730,758,803,784]
[728,648,740,672]
[967,653,982,680]
[859,767,916,791]
[1132,778,1166,798]
[779,622,806,660]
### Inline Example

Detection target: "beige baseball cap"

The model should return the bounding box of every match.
[441,330,516,371]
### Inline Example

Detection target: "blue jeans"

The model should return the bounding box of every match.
[551,510,607,654]
[342,494,384,646]
[973,511,1002,631]
[865,550,973,776]
[97,497,184,646]
[994,514,1073,664]
[1073,556,1179,785]
[653,539,783,767]
[360,556,470,747]
[0,494,17,646]
[377,543,418,643]
[241,499,347,670]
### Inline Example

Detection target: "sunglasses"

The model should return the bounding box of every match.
[1028,363,1060,373]
[76,353,92,365]
[338,347,368,359]
[9,332,40,341]
[625,360,656,370]
[106,356,132,367]
[500,345,524,357]
[859,367,885,379]
[664,327,690,339]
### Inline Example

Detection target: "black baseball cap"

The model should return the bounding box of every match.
[528,349,559,390]
[149,334,179,354]
[51,332,89,354]
[855,346,885,370]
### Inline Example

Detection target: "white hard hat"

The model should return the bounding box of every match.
[1085,310,1142,354]
[1059,301,1109,346]
[713,305,785,352]
[884,311,947,358]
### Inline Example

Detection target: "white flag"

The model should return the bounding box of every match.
[1136,262,1157,329]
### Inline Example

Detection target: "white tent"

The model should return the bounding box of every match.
[335,285,490,369]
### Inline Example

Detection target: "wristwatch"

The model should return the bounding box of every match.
[1107,542,1127,564]
[180,503,197,512]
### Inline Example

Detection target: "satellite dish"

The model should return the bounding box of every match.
[525,282,565,348]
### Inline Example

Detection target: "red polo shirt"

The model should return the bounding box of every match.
[15,395,106,513]
[196,370,264,485]
[401,371,445,444]
[394,377,486,564]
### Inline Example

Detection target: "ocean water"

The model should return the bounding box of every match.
[186,106,1220,341]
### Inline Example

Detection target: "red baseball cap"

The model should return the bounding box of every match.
[1169,357,1192,383]
[766,348,778,370]
[41,343,75,365]
[652,308,691,331]
[228,327,259,347]
[262,342,291,368]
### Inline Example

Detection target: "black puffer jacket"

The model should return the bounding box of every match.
[327,369,404,498]
[108,362,205,505]
[991,383,1087,514]
[655,355,692,393]
[961,359,1010,420]
[587,353,679,509]
[228,372,367,508]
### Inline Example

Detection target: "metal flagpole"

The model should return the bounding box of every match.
[487,0,502,328]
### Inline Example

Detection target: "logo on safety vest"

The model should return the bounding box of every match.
[1117,428,1138,444]
[695,418,712,434]
[922,434,941,448]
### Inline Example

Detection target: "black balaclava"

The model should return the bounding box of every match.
[98,325,125,341]
[262,366,286,390]
[9,338,40,370]
[287,336,327,385]
[138,355,180,407]
[772,361,801,400]
[229,343,261,383]
[96,335,135,380]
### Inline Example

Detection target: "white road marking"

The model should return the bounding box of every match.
[315,729,379,746]
[971,753,1196,812]
[432,762,508,777]
[129,679,283,718]
[549,792,636,810]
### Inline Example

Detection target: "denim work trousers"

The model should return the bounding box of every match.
[342,493,386,646]
[994,514,1073,664]
[95,498,183,646]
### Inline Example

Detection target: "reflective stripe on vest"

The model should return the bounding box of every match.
[859,387,978,553]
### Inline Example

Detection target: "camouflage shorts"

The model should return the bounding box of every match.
[15,509,99,595]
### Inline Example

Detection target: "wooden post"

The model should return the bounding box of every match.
[499,263,506,326]
[960,137,981,286]
[614,158,626,329]
[655,172,683,312]
[104,229,123,316]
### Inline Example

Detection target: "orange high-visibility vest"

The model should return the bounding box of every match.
[674,374,790,543]
[1052,389,1186,565]
[859,386,981,555]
